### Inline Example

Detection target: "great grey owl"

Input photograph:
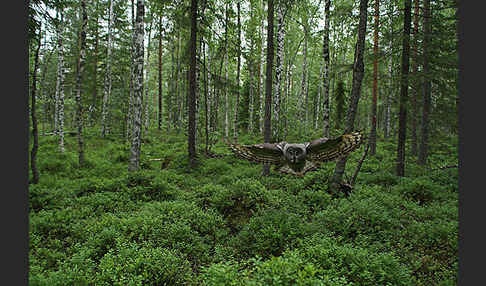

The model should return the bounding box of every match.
[228,131,364,176]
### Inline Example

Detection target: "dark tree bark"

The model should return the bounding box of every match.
[128,0,145,171]
[262,0,274,176]
[158,15,163,130]
[30,29,42,184]
[74,0,88,167]
[321,0,331,138]
[418,0,431,165]
[396,0,412,176]
[411,0,420,156]
[329,0,369,193]
[370,0,379,156]
[188,0,197,168]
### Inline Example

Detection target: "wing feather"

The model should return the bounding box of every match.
[229,142,284,164]
[307,131,364,162]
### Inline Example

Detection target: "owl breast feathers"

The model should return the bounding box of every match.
[228,131,364,176]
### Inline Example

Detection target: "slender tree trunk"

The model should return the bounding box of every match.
[259,0,265,133]
[101,0,113,137]
[224,3,229,138]
[127,0,136,141]
[234,1,241,139]
[370,0,380,155]
[262,0,274,176]
[204,41,210,153]
[158,15,163,130]
[273,4,284,141]
[301,26,308,134]
[74,0,88,167]
[396,0,412,176]
[54,11,65,152]
[144,19,153,134]
[90,8,99,126]
[384,0,393,139]
[128,0,145,171]
[418,0,431,165]
[188,0,197,167]
[322,0,331,137]
[30,29,42,184]
[329,0,369,193]
[410,0,420,156]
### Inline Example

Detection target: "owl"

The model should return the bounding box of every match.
[228,131,364,176]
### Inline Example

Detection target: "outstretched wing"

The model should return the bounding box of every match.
[229,142,285,165]
[306,131,364,162]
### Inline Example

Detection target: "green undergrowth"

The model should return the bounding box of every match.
[29,129,458,285]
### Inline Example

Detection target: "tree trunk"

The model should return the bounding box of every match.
[370,0,380,155]
[30,29,42,184]
[259,0,265,133]
[301,25,308,134]
[54,10,65,152]
[410,0,420,156]
[396,0,412,176]
[127,0,136,141]
[90,7,99,126]
[384,0,393,139]
[101,0,113,137]
[204,41,210,153]
[224,3,229,138]
[188,0,197,167]
[262,0,274,176]
[158,15,163,130]
[418,0,431,165]
[329,0,369,193]
[322,0,331,137]
[234,0,241,139]
[273,4,284,142]
[128,0,145,172]
[74,0,88,167]
[144,18,153,134]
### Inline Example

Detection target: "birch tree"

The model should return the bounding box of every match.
[273,3,285,142]
[101,0,113,137]
[128,0,145,172]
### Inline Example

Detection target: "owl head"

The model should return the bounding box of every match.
[282,143,309,164]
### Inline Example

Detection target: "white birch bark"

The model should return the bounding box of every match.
[273,5,284,140]
[55,10,65,152]
[101,0,113,137]
[259,0,265,133]
[129,0,145,171]
[300,27,308,133]
[75,0,88,166]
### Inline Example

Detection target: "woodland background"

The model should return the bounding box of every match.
[28,0,459,284]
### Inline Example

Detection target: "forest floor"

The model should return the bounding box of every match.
[29,128,458,285]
